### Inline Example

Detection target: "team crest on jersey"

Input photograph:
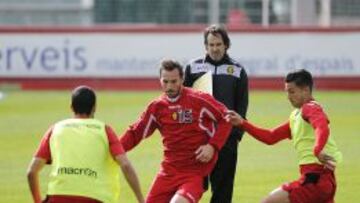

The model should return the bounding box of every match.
[172,112,178,120]
[227,66,234,74]
[173,109,193,123]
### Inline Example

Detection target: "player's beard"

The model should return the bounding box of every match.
[166,89,180,98]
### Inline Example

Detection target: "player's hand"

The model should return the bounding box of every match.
[317,151,336,171]
[195,144,215,163]
[225,110,244,126]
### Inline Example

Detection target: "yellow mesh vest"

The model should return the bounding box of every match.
[289,109,342,165]
[48,118,120,203]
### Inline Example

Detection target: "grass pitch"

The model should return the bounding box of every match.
[0,90,359,202]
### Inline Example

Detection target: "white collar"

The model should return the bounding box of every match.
[166,94,181,103]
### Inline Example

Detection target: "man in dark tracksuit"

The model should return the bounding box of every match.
[184,24,248,203]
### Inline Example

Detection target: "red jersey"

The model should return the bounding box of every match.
[120,87,232,175]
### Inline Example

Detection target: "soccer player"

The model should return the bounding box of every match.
[184,24,248,203]
[27,86,144,203]
[226,69,342,203]
[120,59,232,203]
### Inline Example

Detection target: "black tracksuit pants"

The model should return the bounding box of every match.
[209,136,239,203]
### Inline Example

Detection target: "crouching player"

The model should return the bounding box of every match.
[226,69,342,203]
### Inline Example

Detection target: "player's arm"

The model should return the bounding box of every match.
[302,103,330,156]
[120,103,159,152]
[26,126,53,203]
[115,154,144,203]
[226,110,291,145]
[27,157,46,203]
[204,94,234,150]
[195,93,232,162]
[106,125,144,203]
[183,63,195,87]
[27,158,46,203]
[302,103,335,170]
[207,107,232,151]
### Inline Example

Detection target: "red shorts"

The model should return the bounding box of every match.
[146,171,205,203]
[282,164,336,203]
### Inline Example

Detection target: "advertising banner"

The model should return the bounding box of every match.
[0,32,359,78]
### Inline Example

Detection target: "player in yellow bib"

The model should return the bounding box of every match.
[27,86,144,203]
[226,69,342,203]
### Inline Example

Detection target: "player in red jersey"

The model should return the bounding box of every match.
[120,59,232,203]
[226,69,342,203]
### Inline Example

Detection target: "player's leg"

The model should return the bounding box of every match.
[174,174,205,203]
[261,187,290,203]
[146,173,177,203]
[323,170,337,203]
[280,169,336,203]
[170,194,190,203]
[209,137,238,203]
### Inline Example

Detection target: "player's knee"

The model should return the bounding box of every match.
[261,195,289,203]
[261,198,278,203]
[261,197,271,203]
[261,187,290,203]
[170,194,192,203]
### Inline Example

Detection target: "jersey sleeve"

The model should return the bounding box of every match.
[233,68,249,139]
[241,120,291,145]
[120,102,159,152]
[196,92,232,151]
[235,68,249,119]
[301,102,330,156]
[183,63,195,87]
[105,125,125,157]
[34,126,53,163]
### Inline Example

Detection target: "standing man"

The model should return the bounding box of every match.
[226,69,342,203]
[120,59,232,203]
[184,24,249,203]
[27,86,144,203]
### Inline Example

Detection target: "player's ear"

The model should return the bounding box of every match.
[302,86,311,95]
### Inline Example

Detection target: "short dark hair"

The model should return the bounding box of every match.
[159,59,184,79]
[71,86,96,115]
[285,69,313,91]
[204,24,231,49]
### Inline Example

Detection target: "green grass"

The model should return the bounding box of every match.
[0,90,359,202]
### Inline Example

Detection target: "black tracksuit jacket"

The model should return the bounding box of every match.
[184,54,248,147]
